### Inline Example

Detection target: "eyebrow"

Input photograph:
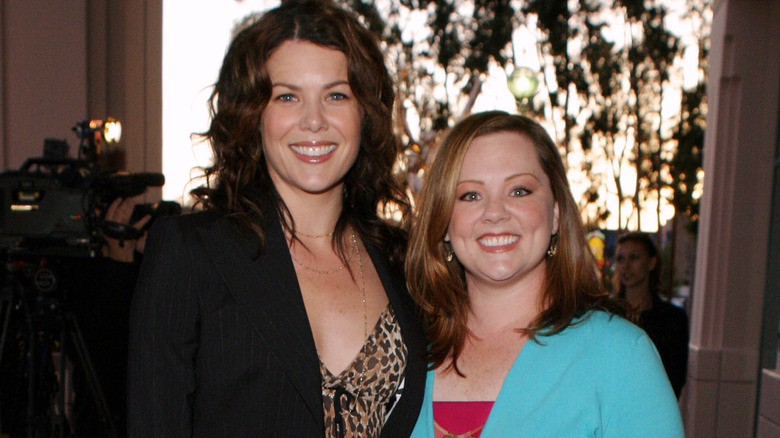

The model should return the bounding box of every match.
[270,79,350,90]
[457,172,540,185]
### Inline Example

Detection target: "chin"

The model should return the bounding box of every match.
[474,268,523,284]
[298,179,343,194]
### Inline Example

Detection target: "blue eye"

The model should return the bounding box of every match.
[328,92,349,101]
[276,93,296,102]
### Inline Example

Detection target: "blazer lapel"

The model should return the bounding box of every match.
[365,242,424,357]
[195,212,323,423]
[366,243,427,436]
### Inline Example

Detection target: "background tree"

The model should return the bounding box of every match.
[618,2,681,232]
[522,0,601,169]
[339,0,707,239]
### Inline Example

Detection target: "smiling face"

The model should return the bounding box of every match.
[260,40,362,201]
[446,131,559,290]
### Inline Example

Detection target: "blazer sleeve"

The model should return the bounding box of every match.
[127,215,200,437]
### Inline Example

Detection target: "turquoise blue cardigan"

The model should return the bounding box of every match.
[411,311,684,438]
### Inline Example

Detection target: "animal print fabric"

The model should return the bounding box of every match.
[320,305,407,438]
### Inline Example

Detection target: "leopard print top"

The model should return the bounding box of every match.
[320,305,407,438]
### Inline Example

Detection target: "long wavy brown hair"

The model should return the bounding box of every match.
[406,111,625,373]
[194,0,410,266]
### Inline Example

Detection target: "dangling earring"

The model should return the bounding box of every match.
[443,237,454,262]
[343,185,355,210]
[547,235,559,257]
[445,249,455,262]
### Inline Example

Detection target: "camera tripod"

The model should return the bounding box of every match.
[0,262,119,438]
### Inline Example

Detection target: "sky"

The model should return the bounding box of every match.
[161,0,281,204]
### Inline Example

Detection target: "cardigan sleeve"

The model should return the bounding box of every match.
[127,216,200,437]
[601,325,685,438]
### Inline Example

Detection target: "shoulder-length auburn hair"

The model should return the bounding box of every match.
[195,0,410,265]
[406,111,625,372]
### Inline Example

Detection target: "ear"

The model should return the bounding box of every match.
[552,202,560,235]
[444,231,450,243]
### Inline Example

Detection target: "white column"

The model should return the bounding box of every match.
[685,0,780,437]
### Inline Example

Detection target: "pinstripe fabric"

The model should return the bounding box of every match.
[127,210,426,437]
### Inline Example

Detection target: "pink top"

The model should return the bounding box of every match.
[433,401,494,438]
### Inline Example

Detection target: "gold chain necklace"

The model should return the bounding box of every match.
[355,232,368,364]
[290,229,356,275]
[296,230,334,239]
[313,229,369,416]
[354,232,368,397]
[344,230,368,407]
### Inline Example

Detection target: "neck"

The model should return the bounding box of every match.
[623,283,653,311]
[278,186,345,236]
[466,268,544,337]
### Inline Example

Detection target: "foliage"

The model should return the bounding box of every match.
[526,0,707,232]
[670,82,705,235]
[339,0,708,235]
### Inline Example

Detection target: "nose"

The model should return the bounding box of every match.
[300,100,328,132]
[481,197,510,222]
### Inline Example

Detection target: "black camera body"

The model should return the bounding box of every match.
[0,156,179,258]
[0,158,93,257]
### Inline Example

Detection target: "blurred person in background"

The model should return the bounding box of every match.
[615,231,689,398]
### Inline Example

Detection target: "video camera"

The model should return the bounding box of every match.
[0,119,181,258]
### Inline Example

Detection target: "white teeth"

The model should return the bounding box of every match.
[291,145,335,156]
[478,235,519,247]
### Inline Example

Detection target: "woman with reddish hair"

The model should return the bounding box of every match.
[406,111,683,437]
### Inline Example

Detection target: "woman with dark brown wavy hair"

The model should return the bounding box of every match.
[127,1,425,436]
[406,111,682,437]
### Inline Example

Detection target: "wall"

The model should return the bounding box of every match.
[0,1,88,169]
[684,0,780,436]
[759,369,780,437]
[0,0,162,199]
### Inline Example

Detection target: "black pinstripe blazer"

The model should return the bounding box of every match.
[127,209,426,437]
